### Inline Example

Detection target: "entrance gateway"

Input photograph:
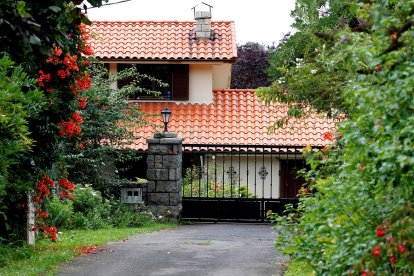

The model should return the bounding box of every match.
[181,144,312,222]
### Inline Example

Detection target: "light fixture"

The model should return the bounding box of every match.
[160,107,171,133]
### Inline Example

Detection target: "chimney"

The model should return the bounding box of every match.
[193,2,213,40]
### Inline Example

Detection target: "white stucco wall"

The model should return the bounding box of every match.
[212,63,232,89]
[188,64,213,104]
[200,154,281,199]
[109,62,232,104]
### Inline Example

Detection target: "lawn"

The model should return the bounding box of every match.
[0,222,177,276]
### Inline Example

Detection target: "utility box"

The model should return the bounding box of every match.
[121,187,143,204]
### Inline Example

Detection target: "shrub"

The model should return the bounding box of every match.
[44,198,74,229]
[69,185,155,230]
[270,2,414,275]
[71,185,103,215]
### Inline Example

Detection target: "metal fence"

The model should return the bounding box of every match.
[181,144,316,222]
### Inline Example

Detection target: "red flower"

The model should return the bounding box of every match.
[386,236,393,243]
[40,175,55,187]
[83,45,93,55]
[390,255,396,264]
[42,225,58,241]
[397,243,406,253]
[57,120,81,137]
[72,112,83,123]
[57,69,67,79]
[361,271,367,276]
[78,97,88,109]
[63,53,79,71]
[37,70,52,87]
[79,142,85,150]
[70,85,78,96]
[33,197,40,203]
[83,60,90,67]
[375,65,382,72]
[58,178,75,199]
[372,246,381,257]
[376,227,385,237]
[323,132,333,140]
[40,211,48,218]
[75,72,92,91]
[359,163,365,171]
[58,178,75,191]
[52,45,63,57]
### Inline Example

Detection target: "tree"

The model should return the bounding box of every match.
[0,0,104,240]
[257,0,355,124]
[61,64,164,197]
[272,1,414,274]
[230,42,272,89]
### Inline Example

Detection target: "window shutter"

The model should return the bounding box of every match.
[172,65,189,100]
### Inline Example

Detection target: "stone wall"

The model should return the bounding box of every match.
[146,133,183,220]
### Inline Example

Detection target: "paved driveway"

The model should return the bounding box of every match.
[59,223,287,276]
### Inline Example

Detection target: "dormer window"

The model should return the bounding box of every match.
[118,64,189,101]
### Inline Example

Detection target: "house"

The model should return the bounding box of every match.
[88,6,336,203]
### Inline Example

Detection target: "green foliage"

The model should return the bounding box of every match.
[271,1,414,275]
[72,184,103,215]
[0,0,104,240]
[0,56,42,186]
[258,0,355,124]
[69,185,155,230]
[0,0,100,67]
[44,198,74,229]
[0,55,45,228]
[61,64,160,197]
[284,259,315,276]
[183,163,255,198]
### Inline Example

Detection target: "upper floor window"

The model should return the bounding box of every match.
[117,64,189,101]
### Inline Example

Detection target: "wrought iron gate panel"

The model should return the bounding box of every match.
[181,144,317,222]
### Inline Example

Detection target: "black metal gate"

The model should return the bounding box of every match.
[181,144,311,222]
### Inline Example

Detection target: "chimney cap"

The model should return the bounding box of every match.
[192,2,213,19]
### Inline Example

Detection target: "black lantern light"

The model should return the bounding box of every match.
[160,107,171,133]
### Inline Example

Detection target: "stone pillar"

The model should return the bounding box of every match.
[146,133,183,220]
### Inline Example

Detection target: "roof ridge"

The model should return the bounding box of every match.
[91,20,235,23]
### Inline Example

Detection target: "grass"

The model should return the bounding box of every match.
[284,259,316,276]
[0,222,177,276]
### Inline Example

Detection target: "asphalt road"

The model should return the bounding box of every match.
[58,223,287,276]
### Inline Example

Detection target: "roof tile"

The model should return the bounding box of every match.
[89,21,236,61]
[131,89,337,150]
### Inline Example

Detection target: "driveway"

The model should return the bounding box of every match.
[58,223,287,276]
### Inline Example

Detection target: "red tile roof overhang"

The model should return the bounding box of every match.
[129,89,337,151]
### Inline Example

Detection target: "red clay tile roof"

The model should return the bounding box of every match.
[89,21,237,61]
[130,89,337,150]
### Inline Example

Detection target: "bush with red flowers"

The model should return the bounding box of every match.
[0,0,104,241]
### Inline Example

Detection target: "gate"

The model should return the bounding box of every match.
[181,144,312,222]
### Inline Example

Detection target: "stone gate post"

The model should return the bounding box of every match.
[146,133,183,220]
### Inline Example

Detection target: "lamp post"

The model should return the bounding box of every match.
[161,107,171,133]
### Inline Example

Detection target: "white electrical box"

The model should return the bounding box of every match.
[121,188,143,204]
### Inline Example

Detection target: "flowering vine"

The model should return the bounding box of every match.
[32,175,75,241]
